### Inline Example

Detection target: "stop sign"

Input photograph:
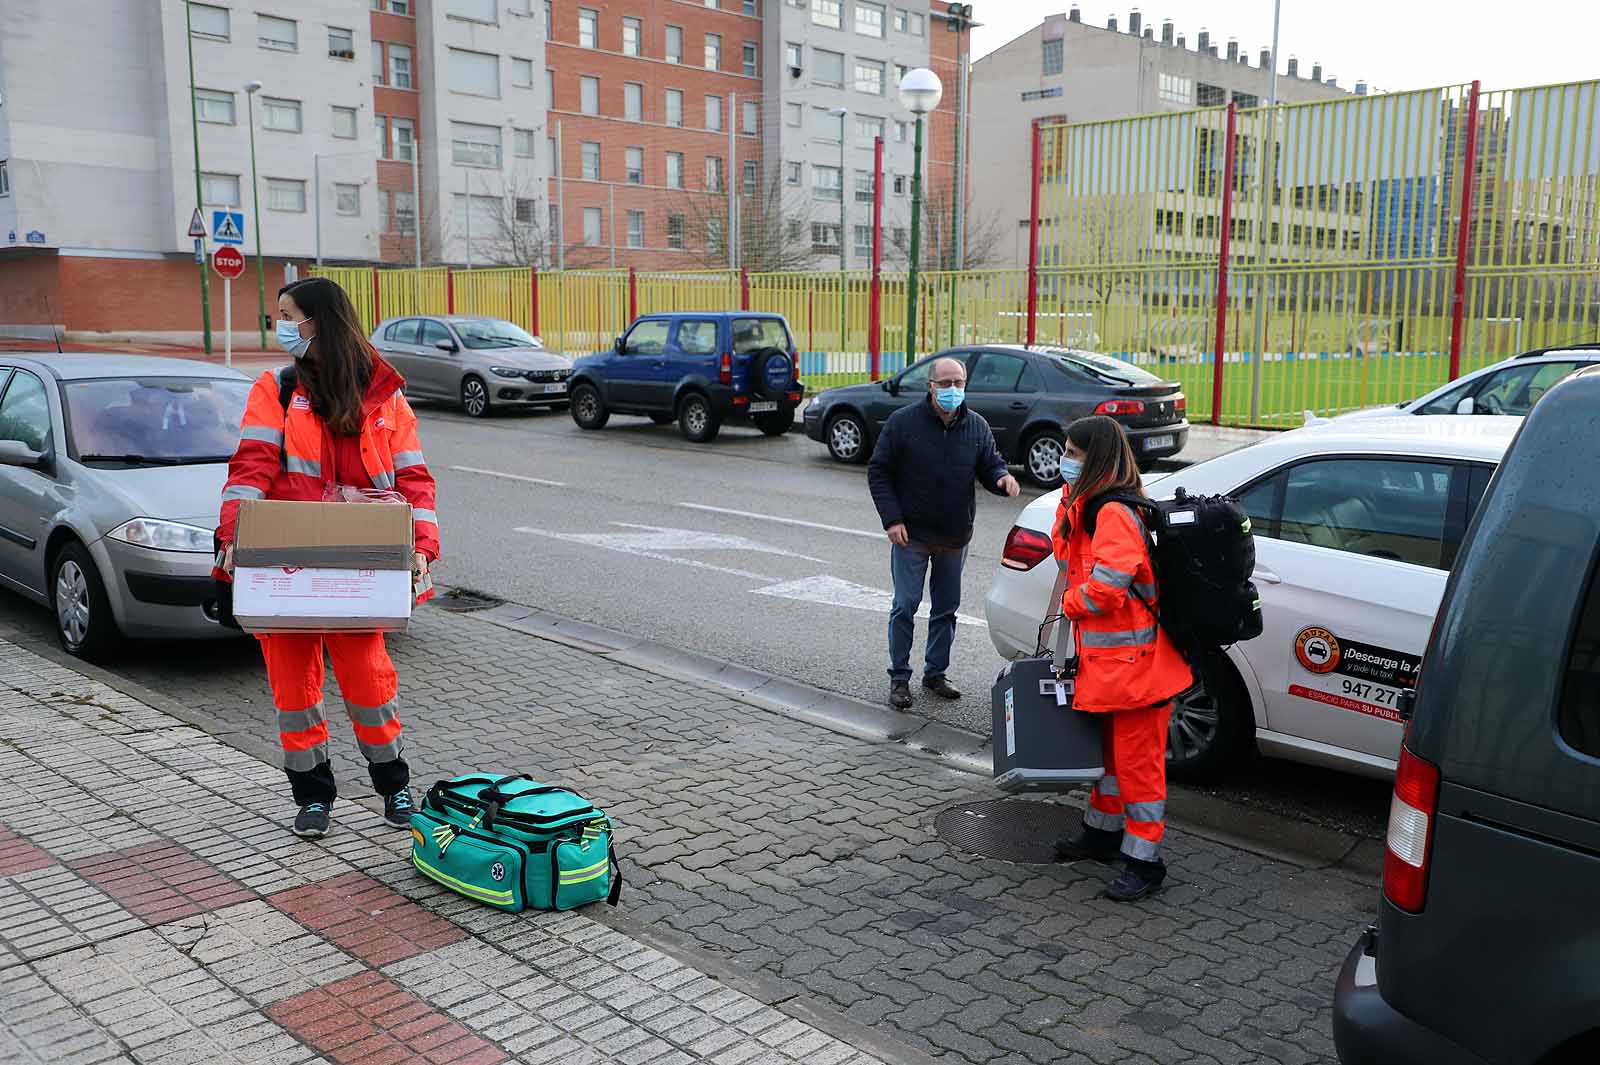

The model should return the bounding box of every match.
[211,245,246,280]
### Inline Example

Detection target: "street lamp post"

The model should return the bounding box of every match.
[898,68,943,363]
[244,81,267,350]
[829,106,849,353]
[184,2,213,354]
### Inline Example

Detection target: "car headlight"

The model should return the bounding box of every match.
[107,518,215,554]
[490,366,525,378]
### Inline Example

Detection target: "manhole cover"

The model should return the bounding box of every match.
[433,588,505,613]
[934,798,1078,864]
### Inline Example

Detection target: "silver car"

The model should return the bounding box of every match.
[370,315,573,418]
[0,354,250,658]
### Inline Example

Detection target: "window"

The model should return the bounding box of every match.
[1153,208,1184,235]
[1233,90,1260,109]
[856,114,884,144]
[389,44,413,88]
[667,213,685,249]
[375,115,390,157]
[785,42,802,70]
[743,160,758,193]
[257,14,297,51]
[449,0,497,21]
[814,107,844,143]
[854,59,885,95]
[706,155,724,192]
[784,161,802,185]
[666,152,684,188]
[622,320,670,356]
[581,141,600,180]
[1560,547,1600,757]
[626,210,645,248]
[676,320,719,356]
[811,222,841,252]
[894,120,908,143]
[583,207,602,246]
[452,121,502,167]
[580,76,600,114]
[578,8,597,47]
[743,42,758,76]
[854,170,875,202]
[968,353,1031,393]
[195,88,235,125]
[893,8,908,32]
[373,43,387,84]
[512,58,534,88]
[392,117,415,161]
[625,147,644,184]
[1197,82,1226,107]
[665,25,683,63]
[814,49,844,86]
[624,82,642,121]
[704,33,721,70]
[812,0,841,29]
[0,373,49,452]
[1020,87,1065,102]
[0,161,8,198]
[1040,37,1064,76]
[892,173,906,194]
[743,0,756,12]
[200,172,240,207]
[450,48,500,97]
[548,135,557,175]
[910,11,924,35]
[335,183,360,215]
[1240,458,1454,569]
[267,178,307,212]
[894,62,909,84]
[705,95,723,131]
[331,106,358,139]
[260,97,302,133]
[856,1,885,37]
[514,198,537,227]
[328,27,354,58]
[514,128,537,157]
[854,224,873,255]
[666,90,683,127]
[1423,362,1584,417]
[813,164,842,201]
[705,0,718,7]
[743,100,758,135]
[785,102,803,127]
[623,17,641,56]
[188,3,229,41]
[1159,74,1194,106]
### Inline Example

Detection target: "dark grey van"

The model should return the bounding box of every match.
[1333,366,1600,1063]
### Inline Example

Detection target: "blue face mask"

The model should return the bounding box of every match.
[933,385,965,412]
[1058,456,1083,485]
[275,318,313,358]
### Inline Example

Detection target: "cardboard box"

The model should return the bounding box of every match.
[232,500,415,633]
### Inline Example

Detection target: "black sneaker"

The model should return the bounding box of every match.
[383,788,417,828]
[1054,825,1124,864]
[1105,857,1167,902]
[292,802,332,838]
[889,680,913,709]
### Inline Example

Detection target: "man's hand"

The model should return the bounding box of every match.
[886,523,910,547]
[997,474,1021,498]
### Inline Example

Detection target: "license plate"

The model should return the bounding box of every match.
[1143,434,1175,451]
[540,383,566,394]
[749,401,777,413]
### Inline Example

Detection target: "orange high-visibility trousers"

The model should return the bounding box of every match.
[1082,702,1171,862]
[260,632,407,806]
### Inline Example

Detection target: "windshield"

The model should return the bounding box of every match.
[455,319,541,350]
[65,377,250,464]
[1041,347,1166,387]
[731,318,793,353]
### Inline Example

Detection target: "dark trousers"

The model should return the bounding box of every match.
[888,541,968,682]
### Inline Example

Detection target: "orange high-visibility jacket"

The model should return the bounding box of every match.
[1052,490,1191,712]
[215,354,440,571]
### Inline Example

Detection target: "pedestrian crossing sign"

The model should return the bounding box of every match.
[211,210,245,246]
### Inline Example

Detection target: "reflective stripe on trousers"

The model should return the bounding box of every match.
[1080,702,1171,861]
[260,631,403,770]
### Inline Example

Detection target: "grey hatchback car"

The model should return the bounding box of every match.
[0,354,250,658]
[370,315,573,418]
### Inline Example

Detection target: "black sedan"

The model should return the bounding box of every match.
[802,345,1188,486]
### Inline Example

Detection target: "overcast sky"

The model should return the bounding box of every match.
[971,2,1600,95]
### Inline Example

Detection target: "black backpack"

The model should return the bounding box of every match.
[1083,487,1264,662]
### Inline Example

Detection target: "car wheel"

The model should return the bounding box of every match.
[570,383,609,430]
[825,411,869,464]
[754,411,790,437]
[1167,655,1255,782]
[678,393,721,443]
[649,412,675,425]
[1023,428,1067,487]
[52,541,117,660]
[461,375,490,418]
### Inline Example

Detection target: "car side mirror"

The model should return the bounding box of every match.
[435,340,459,353]
[614,336,625,354]
[0,440,46,470]
[1455,396,1475,415]
[883,379,897,395]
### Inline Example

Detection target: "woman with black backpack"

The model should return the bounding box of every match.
[1048,416,1192,901]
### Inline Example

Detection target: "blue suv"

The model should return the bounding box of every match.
[568,312,801,443]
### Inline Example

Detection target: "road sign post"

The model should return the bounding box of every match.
[212,247,246,368]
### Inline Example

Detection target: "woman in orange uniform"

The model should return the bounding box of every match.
[215,277,440,839]
[1049,416,1191,901]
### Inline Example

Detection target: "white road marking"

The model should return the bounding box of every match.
[676,502,881,540]
[751,574,986,626]
[606,523,827,563]
[515,527,775,580]
[450,465,566,487]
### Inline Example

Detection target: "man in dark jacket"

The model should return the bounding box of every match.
[868,357,1019,708]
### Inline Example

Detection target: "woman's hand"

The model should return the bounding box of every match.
[222,544,235,575]
[413,551,429,578]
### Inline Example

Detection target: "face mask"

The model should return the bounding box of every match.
[275,319,313,358]
[933,386,964,412]
[1058,457,1083,485]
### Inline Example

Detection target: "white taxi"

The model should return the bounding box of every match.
[984,416,1520,781]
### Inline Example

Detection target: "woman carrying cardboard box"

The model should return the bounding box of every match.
[214,276,440,839]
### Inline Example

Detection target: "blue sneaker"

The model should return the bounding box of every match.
[383,789,416,828]
[293,802,331,838]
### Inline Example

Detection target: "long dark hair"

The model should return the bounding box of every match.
[279,277,374,435]
[1066,415,1145,506]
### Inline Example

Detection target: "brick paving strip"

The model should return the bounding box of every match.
[0,606,1374,1065]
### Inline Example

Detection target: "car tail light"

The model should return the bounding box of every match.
[790,349,801,383]
[786,391,802,403]
[732,395,749,406]
[719,353,733,385]
[1000,526,1054,571]
[1382,744,1441,913]
[1094,398,1146,416]
[1175,394,1187,414]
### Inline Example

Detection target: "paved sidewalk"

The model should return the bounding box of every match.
[0,638,891,1065]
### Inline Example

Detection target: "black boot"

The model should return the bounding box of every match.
[1105,857,1167,902]
[1054,824,1123,863]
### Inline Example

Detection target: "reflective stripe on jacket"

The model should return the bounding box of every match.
[1051,490,1191,712]
[216,354,440,570]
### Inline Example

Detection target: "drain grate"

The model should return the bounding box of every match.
[432,588,505,613]
[934,798,1080,864]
